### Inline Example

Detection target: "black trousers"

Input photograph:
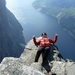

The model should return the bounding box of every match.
[35,46,50,63]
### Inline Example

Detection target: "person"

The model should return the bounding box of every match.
[33,33,58,75]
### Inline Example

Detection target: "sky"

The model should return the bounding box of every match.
[6,0,35,24]
[6,0,33,9]
[6,0,18,8]
[6,0,20,19]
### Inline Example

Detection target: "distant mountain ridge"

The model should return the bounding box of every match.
[0,0,25,62]
[32,0,75,39]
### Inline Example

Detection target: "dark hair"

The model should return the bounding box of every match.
[41,32,47,36]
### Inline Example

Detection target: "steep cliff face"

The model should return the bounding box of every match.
[0,0,25,62]
[32,0,75,39]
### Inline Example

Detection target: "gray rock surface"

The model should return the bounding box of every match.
[0,57,45,75]
[20,37,75,75]
[0,37,75,75]
[0,0,25,62]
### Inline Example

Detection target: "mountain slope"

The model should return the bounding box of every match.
[0,0,25,62]
[32,0,75,39]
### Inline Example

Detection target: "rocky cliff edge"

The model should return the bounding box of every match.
[0,37,75,75]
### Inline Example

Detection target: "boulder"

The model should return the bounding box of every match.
[51,61,66,75]
[65,62,75,75]
[0,57,45,75]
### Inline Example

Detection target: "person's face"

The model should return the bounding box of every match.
[42,33,47,38]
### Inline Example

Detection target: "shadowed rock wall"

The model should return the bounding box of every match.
[0,0,25,62]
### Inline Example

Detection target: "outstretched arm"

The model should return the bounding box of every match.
[49,34,58,43]
[33,35,40,45]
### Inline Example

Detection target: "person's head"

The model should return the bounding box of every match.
[41,32,47,38]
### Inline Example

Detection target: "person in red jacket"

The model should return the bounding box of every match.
[33,32,58,64]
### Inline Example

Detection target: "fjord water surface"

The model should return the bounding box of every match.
[6,0,75,61]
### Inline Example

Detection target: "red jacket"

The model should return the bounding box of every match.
[33,35,58,48]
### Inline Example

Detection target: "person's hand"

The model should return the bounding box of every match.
[55,34,58,36]
[33,35,35,38]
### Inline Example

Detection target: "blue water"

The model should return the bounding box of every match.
[6,0,75,61]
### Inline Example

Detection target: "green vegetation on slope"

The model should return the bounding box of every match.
[32,0,75,39]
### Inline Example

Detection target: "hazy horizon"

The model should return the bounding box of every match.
[6,0,35,24]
